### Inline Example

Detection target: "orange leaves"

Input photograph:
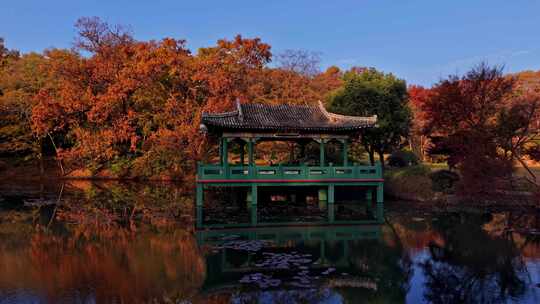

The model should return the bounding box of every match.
[407,85,434,134]
[26,18,342,178]
[195,35,272,112]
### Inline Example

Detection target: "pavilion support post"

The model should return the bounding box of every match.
[376,183,384,223]
[365,188,373,217]
[196,184,204,227]
[320,241,326,265]
[221,138,228,165]
[250,184,258,226]
[343,139,348,166]
[343,240,349,260]
[219,140,223,166]
[196,206,203,228]
[328,184,335,223]
[318,188,327,211]
[248,139,254,166]
[196,183,204,207]
[222,138,229,178]
[299,142,306,164]
[320,140,326,166]
[239,141,245,165]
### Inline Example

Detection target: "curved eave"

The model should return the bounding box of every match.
[201,122,375,133]
[200,101,378,134]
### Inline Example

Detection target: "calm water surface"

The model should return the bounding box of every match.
[0,181,539,304]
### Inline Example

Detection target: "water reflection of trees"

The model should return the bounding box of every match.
[338,238,412,303]
[38,180,196,233]
[420,213,530,304]
[0,181,206,303]
[0,224,206,303]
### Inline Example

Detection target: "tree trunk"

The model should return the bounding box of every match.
[47,132,65,176]
[420,135,426,162]
[38,137,45,178]
[368,149,375,166]
[39,155,44,177]
[377,150,385,169]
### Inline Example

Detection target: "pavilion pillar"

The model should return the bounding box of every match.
[320,241,327,264]
[221,137,229,166]
[343,139,348,166]
[196,184,204,227]
[196,184,204,207]
[239,140,245,165]
[365,188,373,217]
[319,140,326,166]
[299,142,306,164]
[247,139,254,166]
[328,184,335,223]
[376,183,384,223]
[196,206,203,228]
[318,188,327,211]
[250,184,258,226]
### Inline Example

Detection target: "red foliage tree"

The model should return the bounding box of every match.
[407,85,433,161]
[422,63,540,198]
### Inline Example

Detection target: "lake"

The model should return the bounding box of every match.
[0,180,539,303]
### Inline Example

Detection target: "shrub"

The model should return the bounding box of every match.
[110,157,132,178]
[388,164,431,178]
[384,165,435,201]
[430,169,460,193]
[388,150,419,167]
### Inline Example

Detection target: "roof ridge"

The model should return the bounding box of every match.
[236,99,244,122]
[201,110,239,118]
[318,100,377,123]
[241,102,315,109]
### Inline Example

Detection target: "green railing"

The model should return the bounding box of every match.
[197,162,383,182]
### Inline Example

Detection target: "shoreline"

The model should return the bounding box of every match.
[1,162,538,212]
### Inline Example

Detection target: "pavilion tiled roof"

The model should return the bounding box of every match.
[201,101,377,133]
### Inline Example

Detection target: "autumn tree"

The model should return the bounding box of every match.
[31,18,274,179]
[328,68,411,166]
[407,85,433,161]
[246,63,341,106]
[311,66,343,95]
[247,68,320,104]
[0,39,48,164]
[422,63,540,197]
[275,49,321,77]
[194,35,272,112]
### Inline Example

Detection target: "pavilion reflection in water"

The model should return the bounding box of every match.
[196,224,399,299]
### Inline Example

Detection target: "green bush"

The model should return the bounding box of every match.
[429,169,460,192]
[387,150,419,167]
[384,165,435,201]
[387,164,431,178]
[110,157,132,177]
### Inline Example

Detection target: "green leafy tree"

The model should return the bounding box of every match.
[328,67,411,166]
[0,40,47,163]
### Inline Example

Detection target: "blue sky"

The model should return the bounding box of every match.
[2,0,539,86]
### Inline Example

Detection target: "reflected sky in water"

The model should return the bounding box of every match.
[0,180,539,303]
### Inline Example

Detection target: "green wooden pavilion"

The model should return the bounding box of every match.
[196,100,384,227]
